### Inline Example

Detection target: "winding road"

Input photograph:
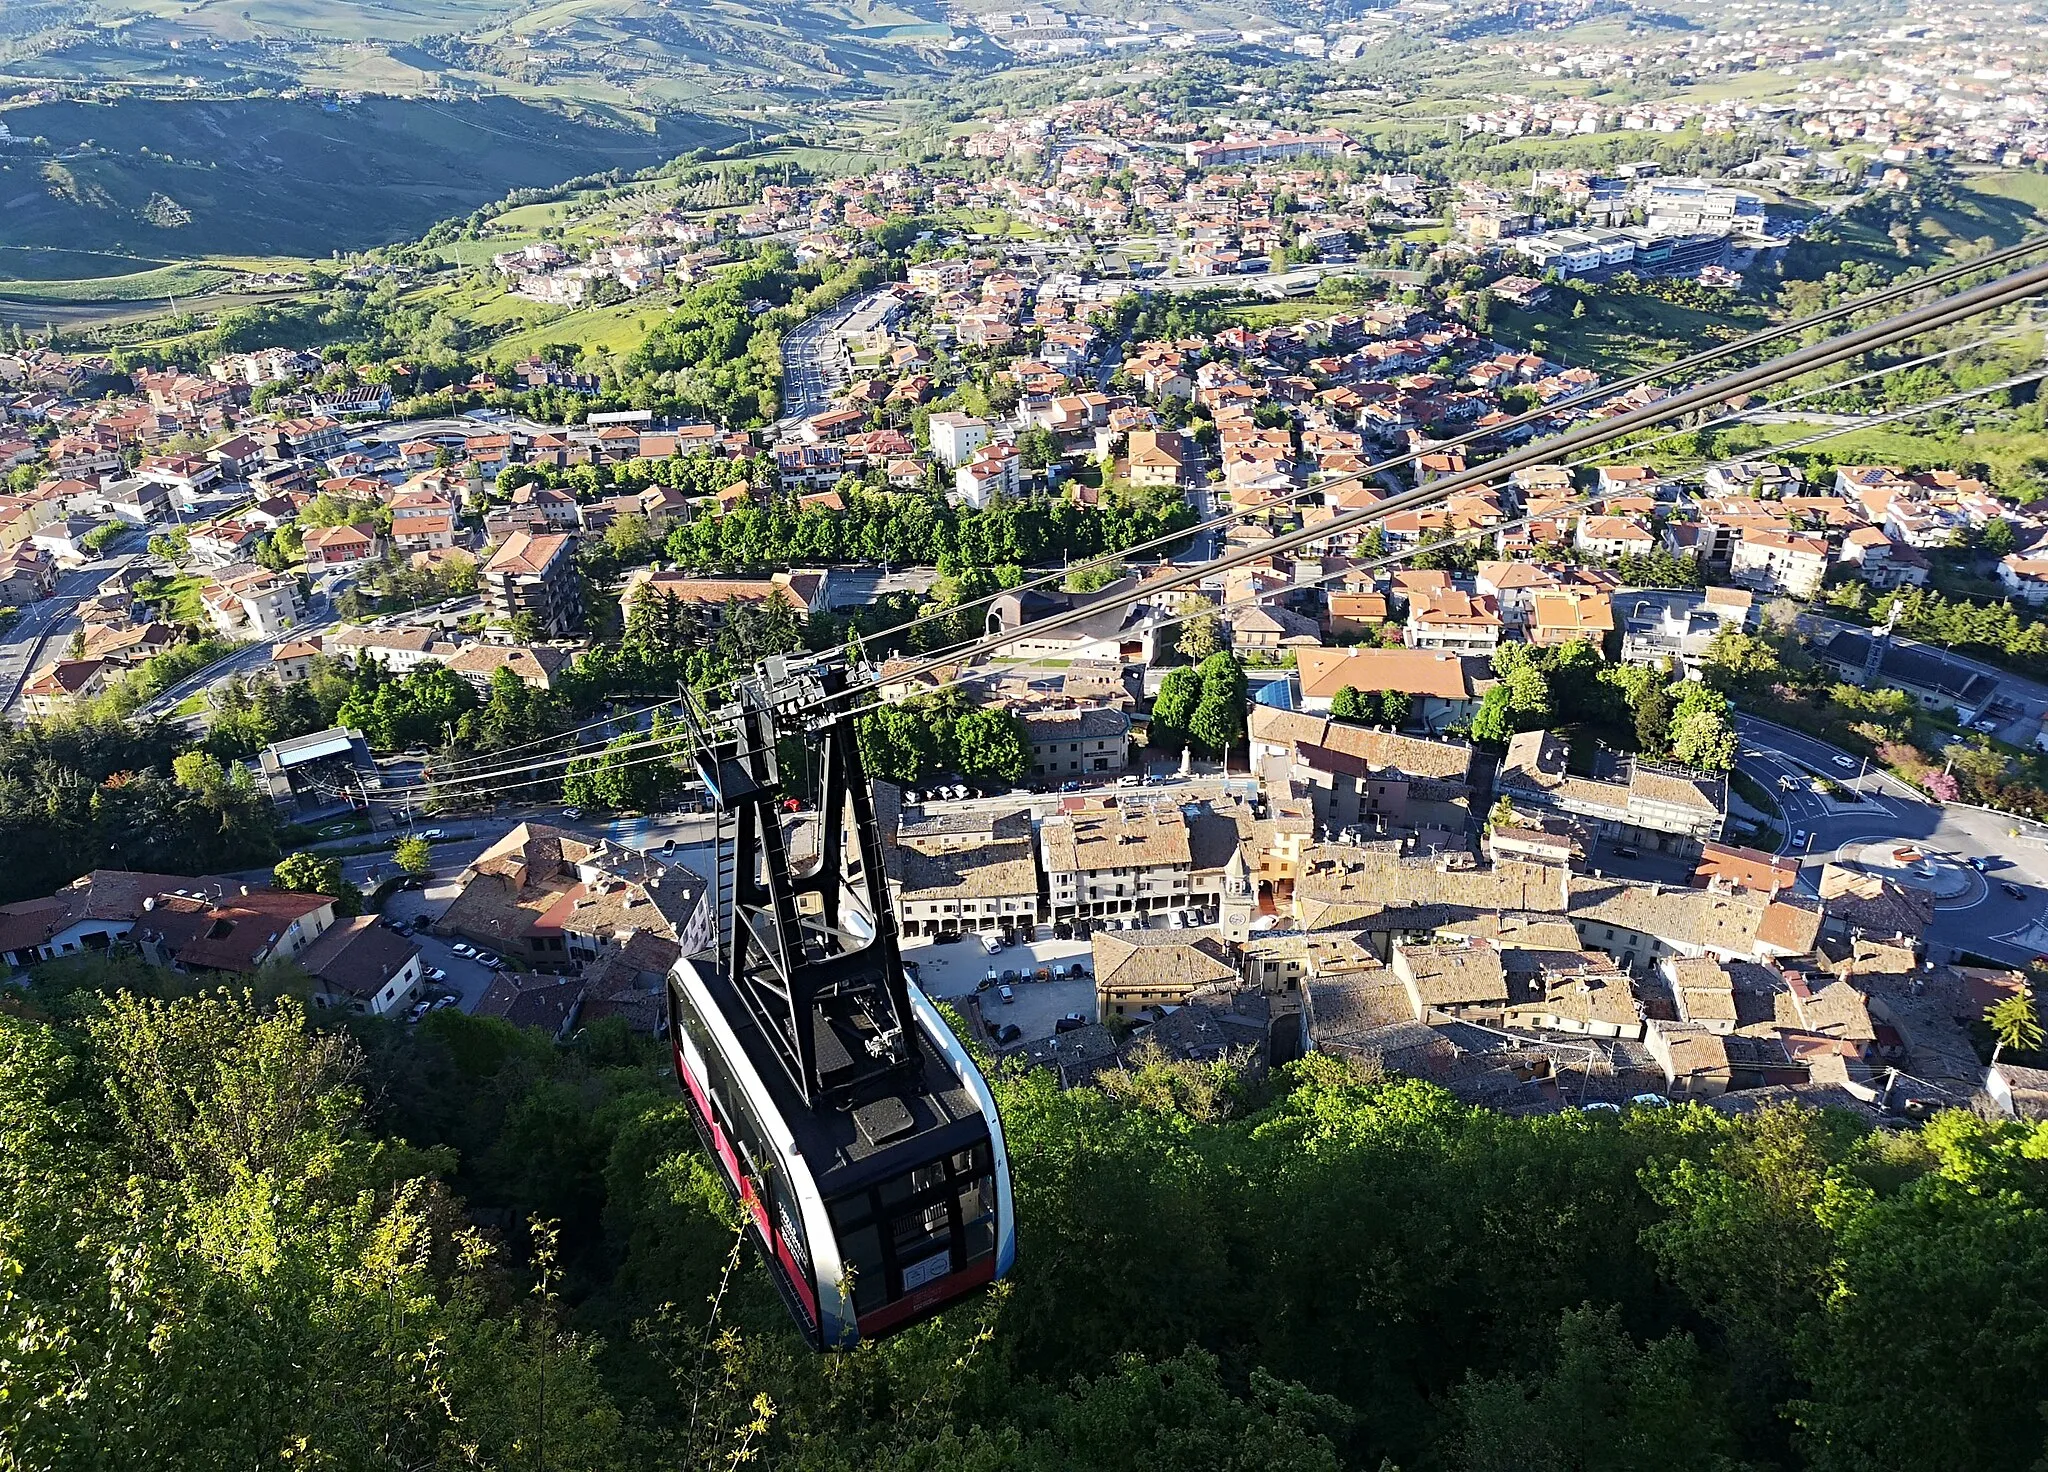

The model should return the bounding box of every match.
[1734,713,2048,967]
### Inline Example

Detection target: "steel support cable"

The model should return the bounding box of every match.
[781,233,2048,662]
[354,366,2038,808]
[823,256,2048,709]
[816,364,2048,730]
[422,242,2048,769]
[332,313,2038,801]
[424,697,677,775]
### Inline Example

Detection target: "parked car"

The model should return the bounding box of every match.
[1116,775,1142,787]
[994,1023,1023,1046]
[1055,1013,1088,1034]
[998,985,1015,1004]
[1612,844,1640,860]
[982,933,1002,955]
[1627,1093,1671,1109]
[420,828,444,840]
[1033,966,1052,982]
[1001,969,1021,984]
[935,930,961,945]
[984,967,999,988]
[431,994,460,1011]
[405,1001,432,1024]
[1580,1101,1621,1115]
[451,942,477,958]
[1053,921,1073,940]
[425,966,448,983]
[1792,830,1807,850]
[475,951,503,969]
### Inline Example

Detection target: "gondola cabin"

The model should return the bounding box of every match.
[669,957,1015,1347]
[671,661,1016,1349]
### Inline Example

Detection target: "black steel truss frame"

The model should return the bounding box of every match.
[688,661,919,1109]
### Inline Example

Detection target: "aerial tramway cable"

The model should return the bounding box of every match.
[376,251,2048,794]
[336,349,2043,808]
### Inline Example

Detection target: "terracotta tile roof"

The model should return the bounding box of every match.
[1040,804,1191,874]
[1296,645,1475,702]
[485,531,573,577]
[298,915,419,999]
[896,841,1039,900]
[1092,929,1237,999]
[1396,940,1508,1009]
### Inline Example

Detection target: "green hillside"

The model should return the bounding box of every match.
[0,95,741,256]
[4,0,963,100]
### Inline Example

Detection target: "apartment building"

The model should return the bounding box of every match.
[483,531,582,636]
[201,566,301,638]
[927,411,991,468]
[1039,802,1196,923]
[886,806,1042,940]
[1022,706,1131,779]
[1729,528,1830,600]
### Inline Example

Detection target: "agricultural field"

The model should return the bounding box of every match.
[1490,286,1770,378]
[0,263,233,304]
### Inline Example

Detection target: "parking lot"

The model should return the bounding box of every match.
[379,879,501,1014]
[904,933,1098,1045]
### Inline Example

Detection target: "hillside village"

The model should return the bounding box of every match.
[4,53,2048,1127]
[13,0,2048,1460]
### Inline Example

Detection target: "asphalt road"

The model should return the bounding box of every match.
[1733,713,2048,966]
[0,552,146,714]
[778,288,892,426]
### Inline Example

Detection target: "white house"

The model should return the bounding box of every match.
[1574,515,1656,560]
[928,411,991,469]
[1729,528,1831,600]
[955,441,1021,509]
[1999,553,2048,606]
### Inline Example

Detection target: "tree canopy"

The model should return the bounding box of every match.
[1,968,2045,1471]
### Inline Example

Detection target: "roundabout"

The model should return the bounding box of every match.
[1832,840,1984,908]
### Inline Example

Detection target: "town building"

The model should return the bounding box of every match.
[884,804,1042,940]
[483,531,583,636]
[439,823,712,970]
[300,915,425,1018]
[1495,729,1725,855]
[1022,706,1130,779]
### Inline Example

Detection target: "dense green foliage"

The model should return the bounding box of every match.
[1330,685,1412,727]
[857,693,1032,787]
[0,714,282,903]
[1463,640,1735,771]
[1153,652,1249,757]
[4,972,2046,1471]
[661,485,1197,577]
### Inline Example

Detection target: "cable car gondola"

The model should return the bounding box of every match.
[668,658,1016,1348]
